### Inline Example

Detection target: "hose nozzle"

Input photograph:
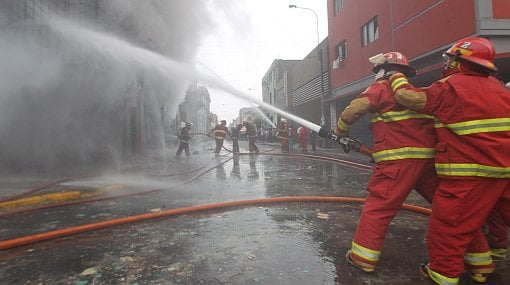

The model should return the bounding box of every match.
[318,126,369,155]
[318,125,333,139]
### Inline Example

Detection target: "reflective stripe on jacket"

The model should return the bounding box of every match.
[344,81,437,163]
[213,125,229,139]
[419,74,510,178]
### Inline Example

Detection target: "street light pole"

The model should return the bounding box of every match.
[289,4,325,130]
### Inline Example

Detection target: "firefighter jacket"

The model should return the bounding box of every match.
[246,124,257,138]
[297,127,309,145]
[277,126,291,140]
[337,80,437,164]
[213,125,229,139]
[394,74,510,179]
[178,127,191,143]
[231,127,241,140]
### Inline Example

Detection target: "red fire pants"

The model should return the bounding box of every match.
[428,178,510,278]
[280,139,289,152]
[351,160,438,266]
[485,209,508,249]
[215,139,224,154]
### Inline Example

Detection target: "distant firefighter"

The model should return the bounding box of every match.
[297,125,309,153]
[310,131,317,151]
[276,119,291,152]
[212,120,230,156]
[243,121,259,154]
[231,124,243,153]
[175,122,192,158]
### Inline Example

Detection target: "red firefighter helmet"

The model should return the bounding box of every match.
[372,52,416,77]
[444,37,497,73]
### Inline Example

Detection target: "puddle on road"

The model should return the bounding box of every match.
[1,203,437,284]
[1,154,461,284]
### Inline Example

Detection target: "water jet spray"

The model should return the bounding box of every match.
[48,18,371,157]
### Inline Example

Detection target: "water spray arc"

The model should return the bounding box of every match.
[249,102,277,129]
[196,62,276,129]
[201,75,322,133]
[50,17,318,132]
[48,17,370,156]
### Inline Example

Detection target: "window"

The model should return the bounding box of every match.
[333,41,347,69]
[336,40,347,60]
[334,0,344,16]
[361,16,379,46]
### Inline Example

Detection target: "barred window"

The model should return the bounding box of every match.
[361,16,379,46]
[337,40,347,60]
[334,0,344,16]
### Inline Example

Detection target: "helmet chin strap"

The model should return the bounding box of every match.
[375,68,386,80]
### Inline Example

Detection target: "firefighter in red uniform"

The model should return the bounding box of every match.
[334,52,440,273]
[483,79,510,263]
[212,120,230,156]
[485,209,508,261]
[243,121,259,154]
[388,37,510,284]
[277,119,290,152]
[297,125,309,153]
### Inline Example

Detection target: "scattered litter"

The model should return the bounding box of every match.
[149,208,161,213]
[165,262,182,272]
[79,267,97,276]
[75,280,88,285]
[317,213,330,219]
[120,256,134,262]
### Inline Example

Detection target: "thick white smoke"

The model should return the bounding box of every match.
[0,0,241,173]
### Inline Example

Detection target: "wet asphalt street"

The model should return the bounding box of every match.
[1,142,509,284]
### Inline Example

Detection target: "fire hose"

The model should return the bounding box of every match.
[0,196,431,250]
[0,153,432,251]
[190,132,275,154]
[0,152,371,218]
[190,132,235,153]
[0,147,386,250]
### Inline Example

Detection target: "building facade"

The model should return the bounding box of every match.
[326,0,510,145]
[261,59,300,126]
[174,84,211,143]
[288,38,330,127]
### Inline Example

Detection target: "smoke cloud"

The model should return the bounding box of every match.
[0,0,240,174]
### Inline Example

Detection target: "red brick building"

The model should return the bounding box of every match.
[326,0,510,144]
